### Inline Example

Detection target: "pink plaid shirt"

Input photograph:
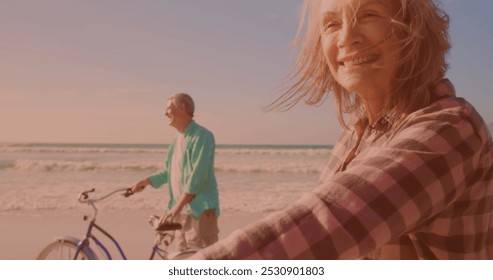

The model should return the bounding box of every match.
[194,79,493,259]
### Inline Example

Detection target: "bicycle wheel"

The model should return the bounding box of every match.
[37,237,98,260]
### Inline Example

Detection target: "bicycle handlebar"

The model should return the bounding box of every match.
[122,188,134,198]
[78,187,134,204]
[79,188,95,201]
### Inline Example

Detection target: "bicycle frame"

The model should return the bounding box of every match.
[72,216,173,260]
[74,218,128,260]
[44,187,179,260]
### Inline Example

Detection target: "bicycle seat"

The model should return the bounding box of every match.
[149,214,182,231]
[156,222,182,231]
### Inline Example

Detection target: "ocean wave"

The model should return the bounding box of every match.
[0,160,15,171]
[0,144,331,156]
[216,148,329,156]
[0,146,166,154]
[215,164,322,174]
[6,159,323,174]
[10,159,160,172]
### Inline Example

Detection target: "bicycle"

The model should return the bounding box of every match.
[36,188,197,260]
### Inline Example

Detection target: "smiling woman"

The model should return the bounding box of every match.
[191,0,493,260]
[270,0,450,128]
[319,0,401,122]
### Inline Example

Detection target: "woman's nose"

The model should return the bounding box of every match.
[337,20,363,49]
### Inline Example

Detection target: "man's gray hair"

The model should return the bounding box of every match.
[170,93,195,117]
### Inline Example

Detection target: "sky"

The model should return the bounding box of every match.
[1,0,492,145]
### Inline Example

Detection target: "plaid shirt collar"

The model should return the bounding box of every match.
[353,78,457,134]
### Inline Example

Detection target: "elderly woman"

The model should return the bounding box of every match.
[194,0,493,259]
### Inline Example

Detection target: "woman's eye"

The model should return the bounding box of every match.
[361,11,379,19]
[323,21,339,31]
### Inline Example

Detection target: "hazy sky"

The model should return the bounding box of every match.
[1,0,492,145]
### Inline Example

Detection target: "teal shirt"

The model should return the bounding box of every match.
[148,120,220,219]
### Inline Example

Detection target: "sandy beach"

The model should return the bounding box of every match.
[0,143,326,260]
[0,209,265,260]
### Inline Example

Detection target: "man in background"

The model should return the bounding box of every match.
[131,93,219,251]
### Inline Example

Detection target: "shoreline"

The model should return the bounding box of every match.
[0,209,266,260]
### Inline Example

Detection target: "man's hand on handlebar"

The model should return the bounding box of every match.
[131,178,151,193]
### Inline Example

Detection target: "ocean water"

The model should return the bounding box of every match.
[0,143,331,215]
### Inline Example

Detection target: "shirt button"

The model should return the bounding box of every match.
[371,129,377,134]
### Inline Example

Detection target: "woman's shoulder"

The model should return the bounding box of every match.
[397,94,491,148]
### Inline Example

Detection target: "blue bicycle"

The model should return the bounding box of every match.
[36,188,197,260]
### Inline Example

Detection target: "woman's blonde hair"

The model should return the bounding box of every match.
[269,0,450,128]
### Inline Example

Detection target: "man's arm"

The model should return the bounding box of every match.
[131,177,152,193]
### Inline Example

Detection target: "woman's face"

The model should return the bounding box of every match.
[319,0,400,98]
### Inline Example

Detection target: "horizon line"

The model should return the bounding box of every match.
[0,141,334,147]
